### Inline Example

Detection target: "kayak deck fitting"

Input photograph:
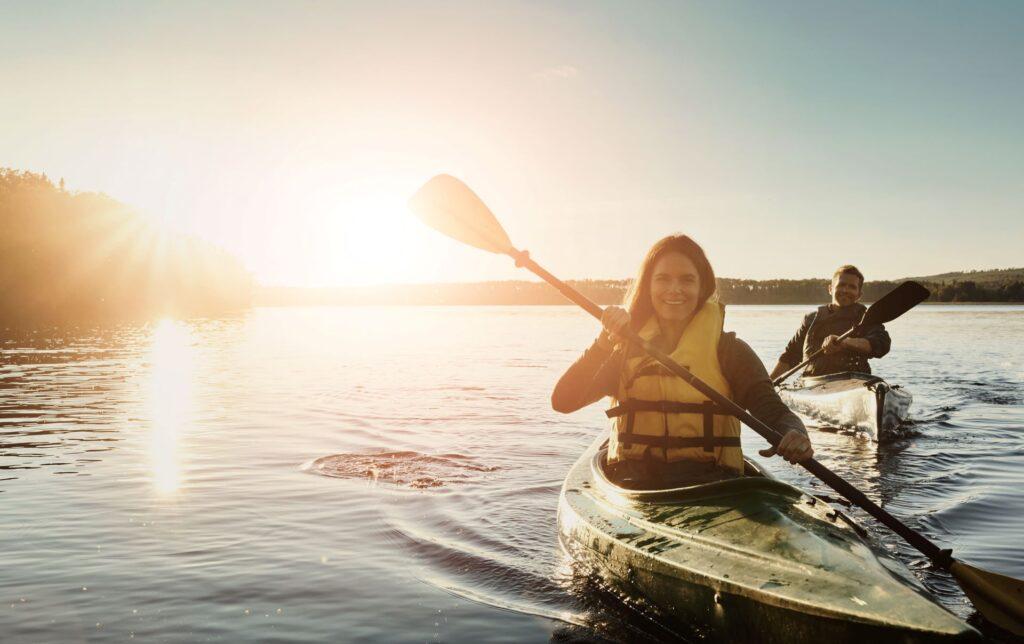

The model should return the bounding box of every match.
[557,437,979,642]
[779,372,913,442]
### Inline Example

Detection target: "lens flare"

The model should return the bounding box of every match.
[145,319,195,495]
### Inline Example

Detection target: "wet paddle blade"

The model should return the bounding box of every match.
[408,174,514,255]
[950,560,1024,635]
[861,281,930,326]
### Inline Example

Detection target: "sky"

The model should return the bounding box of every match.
[2,1,1022,287]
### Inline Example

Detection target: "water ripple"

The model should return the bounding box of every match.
[304,451,499,489]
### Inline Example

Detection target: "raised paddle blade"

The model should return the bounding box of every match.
[408,174,514,255]
[861,281,930,327]
[950,561,1024,636]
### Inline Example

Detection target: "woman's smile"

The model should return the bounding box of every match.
[650,252,701,323]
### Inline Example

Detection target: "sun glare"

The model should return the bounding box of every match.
[145,318,195,496]
[316,181,441,286]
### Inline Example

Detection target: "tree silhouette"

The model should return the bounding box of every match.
[1,168,252,327]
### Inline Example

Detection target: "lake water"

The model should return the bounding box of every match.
[2,305,1022,642]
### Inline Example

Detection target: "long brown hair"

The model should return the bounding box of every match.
[623,234,717,330]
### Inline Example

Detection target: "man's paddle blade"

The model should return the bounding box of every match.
[408,174,514,255]
[861,281,930,326]
[950,560,1024,635]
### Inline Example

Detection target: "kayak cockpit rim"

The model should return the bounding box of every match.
[587,441,810,506]
[795,371,884,388]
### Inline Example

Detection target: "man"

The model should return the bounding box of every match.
[770,265,891,380]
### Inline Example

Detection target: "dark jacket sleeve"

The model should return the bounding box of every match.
[551,340,623,413]
[857,323,891,358]
[779,311,815,366]
[721,333,807,437]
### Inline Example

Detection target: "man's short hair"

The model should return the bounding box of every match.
[832,264,865,288]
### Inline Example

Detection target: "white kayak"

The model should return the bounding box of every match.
[779,372,912,442]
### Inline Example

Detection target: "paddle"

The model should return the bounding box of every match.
[771,281,931,387]
[408,173,1024,636]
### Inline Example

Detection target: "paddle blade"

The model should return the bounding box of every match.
[861,281,930,326]
[950,560,1024,635]
[408,174,514,255]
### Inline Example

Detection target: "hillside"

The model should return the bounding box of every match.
[906,267,1024,284]
[1,168,252,326]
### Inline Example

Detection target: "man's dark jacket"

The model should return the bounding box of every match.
[779,303,891,377]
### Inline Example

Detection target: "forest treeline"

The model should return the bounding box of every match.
[5,166,1018,324]
[258,274,1024,307]
[1,169,251,326]
[717,277,1024,304]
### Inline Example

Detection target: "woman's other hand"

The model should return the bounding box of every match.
[758,430,814,464]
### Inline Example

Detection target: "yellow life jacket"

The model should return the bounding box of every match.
[606,298,744,472]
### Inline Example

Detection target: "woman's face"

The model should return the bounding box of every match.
[649,251,702,323]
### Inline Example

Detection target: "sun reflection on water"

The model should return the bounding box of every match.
[145,319,196,496]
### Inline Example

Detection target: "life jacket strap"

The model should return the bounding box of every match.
[607,399,739,453]
[616,435,742,449]
[605,400,731,417]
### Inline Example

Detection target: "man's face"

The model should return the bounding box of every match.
[829,272,862,307]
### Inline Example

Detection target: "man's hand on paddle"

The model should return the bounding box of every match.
[822,334,844,354]
[823,334,873,355]
[760,430,814,464]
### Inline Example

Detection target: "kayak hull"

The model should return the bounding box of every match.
[557,436,978,642]
[779,372,913,442]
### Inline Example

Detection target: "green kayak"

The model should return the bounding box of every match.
[557,436,980,642]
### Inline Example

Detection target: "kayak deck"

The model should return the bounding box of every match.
[557,438,978,642]
[779,372,913,441]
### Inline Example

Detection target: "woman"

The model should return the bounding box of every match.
[552,235,813,488]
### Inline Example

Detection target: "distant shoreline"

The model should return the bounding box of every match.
[254,273,1024,307]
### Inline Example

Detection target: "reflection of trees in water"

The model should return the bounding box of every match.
[0,334,125,480]
[1,168,251,326]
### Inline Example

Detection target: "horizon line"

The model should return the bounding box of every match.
[254,266,1024,290]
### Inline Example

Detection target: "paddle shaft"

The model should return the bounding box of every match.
[510,247,952,566]
[510,250,604,318]
[771,325,860,387]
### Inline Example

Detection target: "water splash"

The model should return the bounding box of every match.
[304,451,498,489]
